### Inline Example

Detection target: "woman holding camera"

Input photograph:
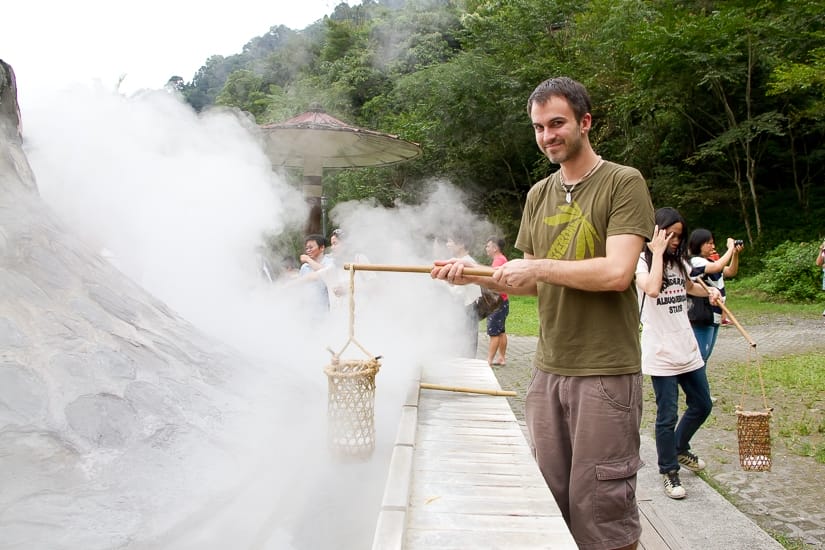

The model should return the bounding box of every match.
[686,230,744,363]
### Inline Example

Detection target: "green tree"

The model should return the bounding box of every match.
[765,0,825,211]
[183,55,246,112]
[176,0,825,253]
[626,3,790,242]
[215,70,270,120]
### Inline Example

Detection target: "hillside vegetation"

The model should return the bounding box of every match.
[174,0,825,286]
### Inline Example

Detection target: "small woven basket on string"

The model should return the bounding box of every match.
[324,357,381,460]
[736,407,772,472]
[736,343,773,472]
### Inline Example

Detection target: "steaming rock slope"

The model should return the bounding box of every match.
[0,59,288,549]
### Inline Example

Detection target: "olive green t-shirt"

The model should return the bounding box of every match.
[515,161,654,376]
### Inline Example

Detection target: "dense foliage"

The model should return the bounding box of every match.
[178,0,825,274]
[750,241,823,302]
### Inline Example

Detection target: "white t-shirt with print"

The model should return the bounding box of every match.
[636,254,704,377]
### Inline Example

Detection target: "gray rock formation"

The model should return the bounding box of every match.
[0,59,298,549]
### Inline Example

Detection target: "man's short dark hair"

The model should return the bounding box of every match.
[527,76,592,123]
[305,234,326,248]
[487,236,505,251]
[450,232,472,250]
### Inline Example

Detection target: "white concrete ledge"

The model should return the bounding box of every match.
[373,358,577,549]
[372,378,420,550]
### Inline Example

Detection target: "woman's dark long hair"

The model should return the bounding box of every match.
[643,207,690,281]
[688,228,714,257]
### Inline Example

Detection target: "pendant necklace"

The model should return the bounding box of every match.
[559,156,603,204]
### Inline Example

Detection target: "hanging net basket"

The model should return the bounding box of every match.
[735,342,772,472]
[736,407,772,472]
[324,266,382,460]
[325,357,381,460]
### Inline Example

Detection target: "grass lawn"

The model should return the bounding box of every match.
[712,351,825,464]
[720,279,824,323]
[500,294,539,336]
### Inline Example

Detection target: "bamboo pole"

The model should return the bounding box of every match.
[695,278,756,347]
[343,263,495,277]
[420,382,517,397]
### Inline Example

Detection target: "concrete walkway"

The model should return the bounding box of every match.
[372,358,577,549]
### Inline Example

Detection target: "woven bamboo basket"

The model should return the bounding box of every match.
[736,407,772,471]
[325,357,381,460]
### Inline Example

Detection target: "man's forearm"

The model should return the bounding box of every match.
[470,275,537,296]
[533,257,636,292]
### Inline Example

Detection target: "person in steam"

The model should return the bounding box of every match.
[445,233,482,358]
[326,228,373,311]
[432,77,654,549]
[298,234,333,314]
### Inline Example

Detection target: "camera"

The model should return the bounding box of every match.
[734,239,744,247]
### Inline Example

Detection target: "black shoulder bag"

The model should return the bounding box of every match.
[687,291,714,325]
[474,287,504,320]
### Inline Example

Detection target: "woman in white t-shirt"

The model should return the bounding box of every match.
[636,207,721,500]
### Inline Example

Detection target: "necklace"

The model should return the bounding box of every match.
[559,156,603,204]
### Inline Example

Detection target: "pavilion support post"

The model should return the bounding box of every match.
[303,174,323,237]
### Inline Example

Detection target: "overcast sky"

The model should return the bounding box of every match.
[3,1,358,103]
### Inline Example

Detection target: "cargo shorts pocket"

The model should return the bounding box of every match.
[594,456,643,524]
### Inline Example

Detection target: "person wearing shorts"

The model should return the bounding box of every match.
[432,77,654,549]
[485,236,509,366]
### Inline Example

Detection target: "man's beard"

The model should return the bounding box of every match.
[546,129,584,164]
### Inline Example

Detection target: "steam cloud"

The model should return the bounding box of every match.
[19,82,499,548]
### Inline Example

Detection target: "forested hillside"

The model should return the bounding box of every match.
[178,0,825,255]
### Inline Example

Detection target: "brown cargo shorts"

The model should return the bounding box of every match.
[525,369,643,550]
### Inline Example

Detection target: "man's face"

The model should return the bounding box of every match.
[530,96,590,164]
[304,240,324,261]
[445,238,458,255]
[485,240,496,258]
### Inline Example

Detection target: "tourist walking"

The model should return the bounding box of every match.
[636,208,721,500]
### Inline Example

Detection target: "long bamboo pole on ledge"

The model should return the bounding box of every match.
[343,263,495,277]
[420,382,517,397]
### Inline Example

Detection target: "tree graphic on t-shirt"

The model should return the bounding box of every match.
[544,203,599,259]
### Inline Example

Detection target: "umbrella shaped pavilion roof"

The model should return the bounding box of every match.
[259,106,422,174]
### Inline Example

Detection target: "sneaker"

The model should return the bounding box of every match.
[678,450,706,472]
[663,471,686,499]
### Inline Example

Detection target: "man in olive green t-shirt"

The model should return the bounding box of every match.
[432,77,654,550]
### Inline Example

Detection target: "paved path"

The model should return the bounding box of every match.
[479,315,825,548]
